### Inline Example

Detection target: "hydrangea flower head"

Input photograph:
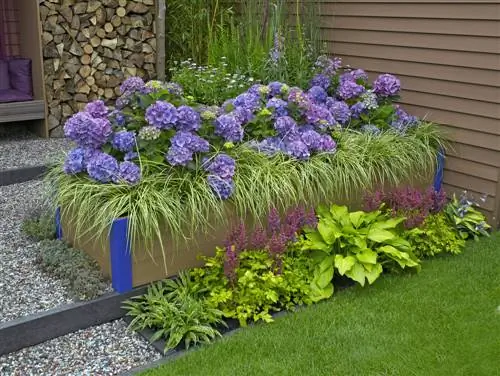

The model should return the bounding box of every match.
[203,154,236,179]
[176,105,201,132]
[288,87,311,109]
[327,99,351,125]
[64,112,112,149]
[138,126,161,141]
[145,101,178,129]
[309,74,330,90]
[117,161,141,185]
[85,100,108,118]
[315,55,342,76]
[201,110,217,121]
[337,79,366,100]
[165,82,184,96]
[170,131,209,153]
[207,175,234,200]
[145,80,164,92]
[274,116,298,137]
[373,74,401,97]
[120,77,145,96]
[112,131,136,152]
[305,104,335,129]
[285,140,310,160]
[350,102,367,119]
[361,90,379,110]
[215,113,244,142]
[361,124,381,135]
[233,92,260,112]
[268,82,285,96]
[317,134,337,152]
[308,86,328,103]
[300,129,322,150]
[109,110,126,127]
[266,98,288,117]
[87,152,119,183]
[63,148,86,175]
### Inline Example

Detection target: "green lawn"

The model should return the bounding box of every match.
[142,233,500,376]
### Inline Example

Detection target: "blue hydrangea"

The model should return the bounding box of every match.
[307,86,328,104]
[391,106,420,132]
[85,100,108,118]
[124,151,138,161]
[215,113,244,142]
[165,82,184,96]
[350,102,367,119]
[327,99,351,125]
[361,90,379,110]
[247,84,268,97]
[87,152,119,183]
[285,140,310,160]
[115,96,130,110]
[268,82,285,96]
[109,110,127,127]
[117,161,141,185]
[274,116,298,137]
[288,87,311,110]
[165,146,194,166]
[305,104,335,129]
[373,74,401,97]
[233,107,254,123]
[309,74,330,90]
[336,79,366,100]
[63,148,86,175]
[233,92,261,111]
[300,129,322,150]
[176,105,201,132]
[315,55,342,76]
[361,124,381,135]
[145,101,178,129]
[317,134,337,152]
[120,77,145,96]
[170,131,210,153]
[112,131,136,152]
[64,112,112,149]
[207,175,234,200]
[266,98,288,117]
[203,154,236,179]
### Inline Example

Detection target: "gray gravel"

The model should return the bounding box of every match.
[0,320,161,376]
[0,136,72,170]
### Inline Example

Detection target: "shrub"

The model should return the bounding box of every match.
[124,272,225,352]
[301,205,420,295]
[406,213,466,257]
[36,240,108,300]
[22,209,56,241]
[444,191,491,240]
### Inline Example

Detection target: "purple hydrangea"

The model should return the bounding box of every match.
[327,99,351,125]
[64,112,112,149]
[315,55,342,76]
[215,113,244,142]
[170,131,210,153]
[203,154,236,179]
[300,129,322,150]
[309,74,331,90]
[343,69,368,82]
[112,131,136,152]
[176,105,201,132]
[285,140,310,160]
[233,92,261,111]
[165,82,184,96]
[274,116,298,137]
[166,145,194,166]
[268,82,285,96]
[373,74,401,97]
[350,102,367,119]
[288,88,311,109]
[87,152,119,183]
[85,100,108,118]
[233,107,254,123]
[117,161,141,185]
[63,148,86,175]
[266,98,288,117]
[391,106,420,132]
[248,84,269,97]
[145,101,178,129]
[336,79,366,100]
[317,135,337,152]
[124,151,138,161]
[207,175,234,200]
[305,104,335,129]
[120,77,145,96]
[308,86,328,103]
[115,96,130,110]
[109,110,126,127]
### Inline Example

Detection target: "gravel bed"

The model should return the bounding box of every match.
[0,129,72,170]
[0,320,162,376]
[0,180,73,323]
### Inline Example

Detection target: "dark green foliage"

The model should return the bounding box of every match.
[22,209,56,241]
[124,272,226,352]
[190,246,314,326]
[36,240,108,300]
[444,192,491,240]
[406,213,466,257]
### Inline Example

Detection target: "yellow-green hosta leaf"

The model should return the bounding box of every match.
[365,263,383,284]
[355,248,378,265]
[319,255,335,273]
[367,228,395,243]
[346,262,367,286]
[375,217,406,229]
[318,220,341,245]
[309,282,334,302]
[330,205,349,225]
[335,254,356,275]
[349,211,365,228]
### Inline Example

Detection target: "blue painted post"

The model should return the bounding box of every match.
[433,148,445,192]
[109,217,133,293]
[55,207,63,240]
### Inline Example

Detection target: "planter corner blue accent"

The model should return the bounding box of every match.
[109,217,133,293]
[433,148,445,192]
[55,207,63,240]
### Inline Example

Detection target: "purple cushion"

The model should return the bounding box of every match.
[8,58,33,96]
[0,89,33,103]
[0,60,9,91]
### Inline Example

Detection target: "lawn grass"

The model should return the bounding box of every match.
[141,233,500,376]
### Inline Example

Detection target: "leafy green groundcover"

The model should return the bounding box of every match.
[140,232,500,376]
[48,123,443,249]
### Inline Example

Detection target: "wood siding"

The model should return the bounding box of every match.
[321,0,500,227]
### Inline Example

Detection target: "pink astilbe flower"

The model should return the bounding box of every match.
[224,245,239,284]
[250,225,267,250]
[267,207,281,235]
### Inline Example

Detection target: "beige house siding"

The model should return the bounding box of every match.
[321,0,500,227]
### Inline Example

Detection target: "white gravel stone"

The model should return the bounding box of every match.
[0,320,161,376]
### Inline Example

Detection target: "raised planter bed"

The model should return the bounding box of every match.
[56,151,445,294]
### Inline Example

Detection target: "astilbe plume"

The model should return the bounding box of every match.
[224,245,239,284]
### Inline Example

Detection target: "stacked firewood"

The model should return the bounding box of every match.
[39,0,157,136]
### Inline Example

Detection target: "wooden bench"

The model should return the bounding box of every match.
[0,100,46,124]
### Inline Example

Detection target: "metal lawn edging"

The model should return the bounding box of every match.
[0,165,47,186]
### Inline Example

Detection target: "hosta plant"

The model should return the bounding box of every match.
[301,205,419,295]
[124,272,226,352]
[444,192,490,240]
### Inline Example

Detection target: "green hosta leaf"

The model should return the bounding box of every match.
[316,204,332,220]
[365,263,383,285]
[319,255,335,273]
[317,220,341,245]
[352,236,367,250]
[309,281,334,302]
[330,205,349,225]
[376,217,406,229]
[313,264,334,289]
[355,248,378,265]
[334,254,356,275]
[385,237,412,252]
[303,232,331,253]
[346,262,367,286]
[367,227,396,243]
[349,211,365,228]
[378,245,419,268]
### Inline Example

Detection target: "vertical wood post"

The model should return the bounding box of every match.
[156,0,166,81]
